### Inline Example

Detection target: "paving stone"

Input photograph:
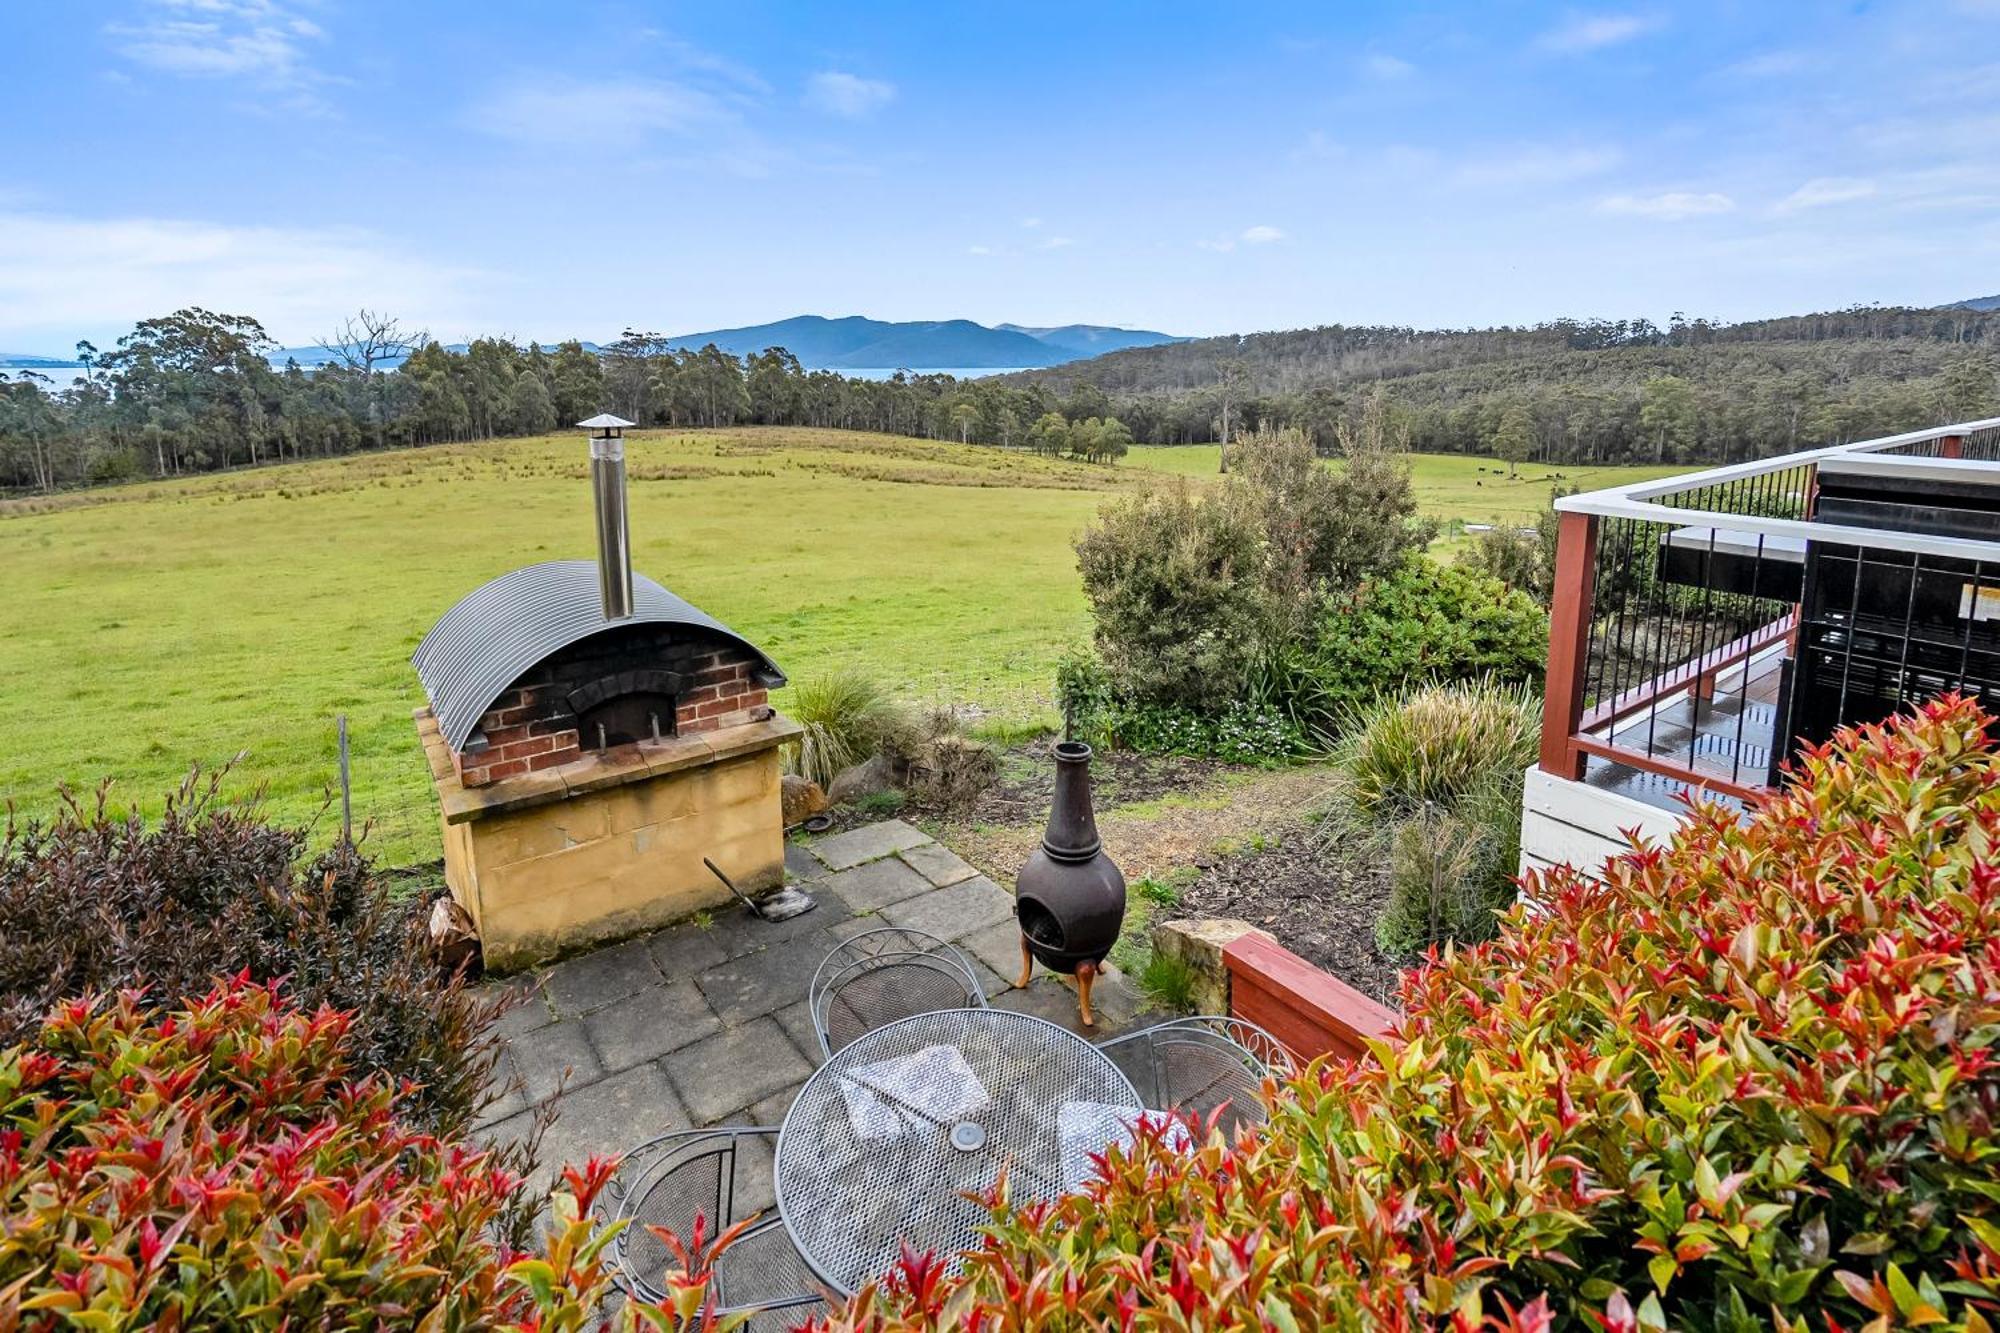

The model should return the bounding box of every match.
[881,875,1014,942]
[482,974,558,1041]
[808,819,932,871]
[784,842,824,881]
[475,1059,529,1129]
[544,938,664,1018]
[646,920,732,979]
[821,856,933,912]
[991,975,1125,1038]
[961,918,1029,983]
[536,1062,691,1194]
[828,911,888,942]
[733,890,853,947]
[582,980,722,1072]
[508,1019,605,1106]
[664,1018,815,1125]
[898,841,980,887]
[694,930,839,1025]
[771,999,826,1063]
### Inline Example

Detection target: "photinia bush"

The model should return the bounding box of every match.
[0,976,670,1331]
[813,695,2000,1332]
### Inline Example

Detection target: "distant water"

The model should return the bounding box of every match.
[0,365,89,389]
[2,364,1032,391]
[839,366,1029,381]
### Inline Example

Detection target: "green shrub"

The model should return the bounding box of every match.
[1286,554,1549,733]
[0,978,630,1329]
[1073,480,1267,710]
[784,668,913,787]
[1342,677,1541,818]
[816,695,2000,1333]
[0,772,504,1138]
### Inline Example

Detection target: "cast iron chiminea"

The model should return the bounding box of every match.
[1015,740,1126,1025]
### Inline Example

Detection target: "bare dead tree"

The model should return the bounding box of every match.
[318,309,427,449]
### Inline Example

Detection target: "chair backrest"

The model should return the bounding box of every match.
[807,927,988,1061]
[1099,1016,1291,1137]
[601,1126,822,1319]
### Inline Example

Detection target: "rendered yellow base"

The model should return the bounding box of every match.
[418,709,799,972]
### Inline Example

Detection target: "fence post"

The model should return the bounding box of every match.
[337,715,353,849]
[1539,511,1597,780]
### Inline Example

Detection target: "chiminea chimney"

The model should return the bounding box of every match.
[578,414,637,620]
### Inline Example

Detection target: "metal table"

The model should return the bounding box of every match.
[773,1007,1141,1296]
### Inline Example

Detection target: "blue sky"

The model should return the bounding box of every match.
[3,1,1998,352]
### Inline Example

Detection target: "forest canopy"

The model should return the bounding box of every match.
[4,302,1998,491]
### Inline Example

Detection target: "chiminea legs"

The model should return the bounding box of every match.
[1013,931,1098,1027]
[1074,960,1098,1028]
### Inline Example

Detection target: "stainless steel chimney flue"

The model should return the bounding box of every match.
[578,414,637,620]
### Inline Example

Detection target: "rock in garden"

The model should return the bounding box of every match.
[781,773,829,825]
[828,752,899,805]
[428,896,480,976]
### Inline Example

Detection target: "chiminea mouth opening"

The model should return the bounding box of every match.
[1053,740,1092,762]
[1018,898,1066,951]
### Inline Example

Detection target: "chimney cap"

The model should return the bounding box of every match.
[577,413,635,431]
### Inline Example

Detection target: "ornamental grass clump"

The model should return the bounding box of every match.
[784,668,915,788]
[814,695,2000,1333]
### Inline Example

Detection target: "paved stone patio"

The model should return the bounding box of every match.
[476,819,1159,1193]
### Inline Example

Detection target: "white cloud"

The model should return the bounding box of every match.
[967,244,995,255]
[1363,52,1414,79]
[804,71,895,119]
[108,0,323,80]
[1775,177,1878,213]
[0,211,482,347]
[468,77,737,150]
[1020,216,1043,229]
[1723,49,1810,78]
[1596,190,1736,220]
[1038,235,1075,250]
[1196,226,1287,252]
[1290,130,1344,164]
[1536,12,1664,54]
[1454,145,1621,188]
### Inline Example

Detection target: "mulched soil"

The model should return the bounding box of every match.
[1176,835,1410,1006]
[906,742,1223,827]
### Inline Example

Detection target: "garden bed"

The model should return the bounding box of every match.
[1176,837,1409,1006]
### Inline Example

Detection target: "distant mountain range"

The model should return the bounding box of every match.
[217,318,1175,374]
[659,315,1179,369]
[1952,295,2000,312]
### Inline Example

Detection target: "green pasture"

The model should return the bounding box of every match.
[0,430,1675,865]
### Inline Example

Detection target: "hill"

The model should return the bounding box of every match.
[1954,295,2000,312]
[1003,305,2000,465]
[664,315,1178,369]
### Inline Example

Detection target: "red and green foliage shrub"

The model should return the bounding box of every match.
[0,772,503,1137]
[0,977,646,1330]
[816,696,2000,1332]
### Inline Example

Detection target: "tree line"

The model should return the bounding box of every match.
[0,308,1126,492]
[1010,305,2000,466]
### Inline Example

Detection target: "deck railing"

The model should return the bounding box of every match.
[1543,417,2000,802]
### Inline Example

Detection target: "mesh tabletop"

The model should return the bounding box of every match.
[774,1008,1140,1295]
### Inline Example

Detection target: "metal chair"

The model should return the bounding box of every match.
[1098,1016,1292,1138]
[600,1126,823,1327]
[807,927,989,1061]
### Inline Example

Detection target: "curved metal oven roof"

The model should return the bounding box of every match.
[413,560,786,751]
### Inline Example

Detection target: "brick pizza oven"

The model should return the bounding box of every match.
[412,415,800,970]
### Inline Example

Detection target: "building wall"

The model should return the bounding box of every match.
[1518,765,1684,880]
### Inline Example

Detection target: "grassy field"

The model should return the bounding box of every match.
[0,429,1678,866]
[1126,444,1680,526]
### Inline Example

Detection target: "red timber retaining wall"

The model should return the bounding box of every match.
[1224,931,1399,1062]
